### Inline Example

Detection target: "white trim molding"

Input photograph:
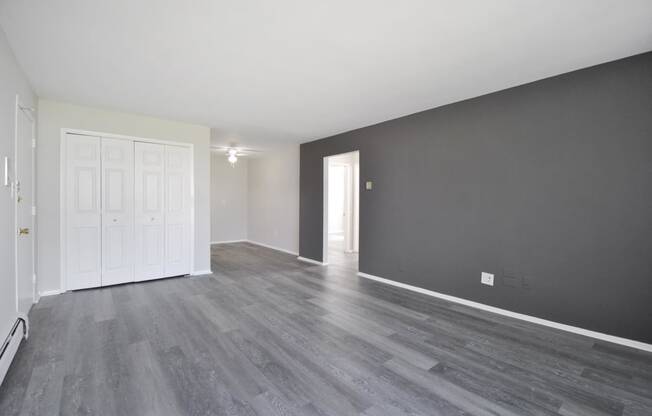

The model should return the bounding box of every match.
[190,270,213,276]
[211,239,247,245]
[211,239,246,245]
[38,289,64,298]
[210,239,299,256]
[247,240,299,256]
[297,256,328,266]
[357,271,652,353]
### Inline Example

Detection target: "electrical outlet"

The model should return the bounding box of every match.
[481,272,494,286]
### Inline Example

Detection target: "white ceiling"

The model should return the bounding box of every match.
[2,1,652,150]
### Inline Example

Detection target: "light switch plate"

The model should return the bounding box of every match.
[481,272,494,286]
[365,180,373,190]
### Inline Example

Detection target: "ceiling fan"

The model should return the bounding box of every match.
[210,146,262,166]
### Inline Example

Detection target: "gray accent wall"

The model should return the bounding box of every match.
[299,52,652,343]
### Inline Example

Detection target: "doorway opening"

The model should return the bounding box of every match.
[323,151,359,270]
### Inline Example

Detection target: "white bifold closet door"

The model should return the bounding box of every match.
[134,142,166,281]
[65,134,102,290]
[101,138,135,285]
[164,145,192,277]
[134,142,191,281]
[66,135,192,290]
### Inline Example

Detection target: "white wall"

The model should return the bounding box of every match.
[328,165,346,234]
[37,99,212,292]
[211,154,247,242]
[0,29,36,339]
[247,145,299,254]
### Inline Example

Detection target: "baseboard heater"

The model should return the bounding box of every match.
[0,317,28,386]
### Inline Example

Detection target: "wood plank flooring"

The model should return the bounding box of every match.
[1,242,651,415]
[328,236,358,271]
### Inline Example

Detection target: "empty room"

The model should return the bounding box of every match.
[1,1,652,415]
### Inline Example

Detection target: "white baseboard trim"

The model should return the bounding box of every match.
[297,256,328,266]
[191,270,213,276]
[247,240,299,256]
[357,271,652,353]
[38,290,63,298]
[210,239,300,257]
[211,239,246,245]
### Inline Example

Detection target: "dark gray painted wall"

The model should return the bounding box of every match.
[300,52,652,343]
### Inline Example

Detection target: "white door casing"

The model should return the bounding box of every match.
[352,158,360,253]
[15,100,35,314]
[164,145,191,277]
[65,134,102,290]
[134,142,166,281]
[344,163,353,252]
[101,138,134,286]
[323,151,360,264]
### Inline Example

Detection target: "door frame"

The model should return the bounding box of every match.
[322,150,359,265]
[59,128,196,291]
[14,95,36,307]
[322,158,329,265]
[11,94,38,310]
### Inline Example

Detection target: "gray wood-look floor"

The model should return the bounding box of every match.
[1,243,651,416]
[328,235,358,271]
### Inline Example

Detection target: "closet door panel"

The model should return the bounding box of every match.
[135,142,166,281]
[101,138,134,286]
[66,134,102,290]
[164,145,191,277]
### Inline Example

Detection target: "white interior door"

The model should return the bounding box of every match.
[65,134,102,290]
[15,104,35,314]
[134,142,166,281]
[164,145,191,277]
[101,138,134,286]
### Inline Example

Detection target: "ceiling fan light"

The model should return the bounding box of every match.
[228,154,237,164]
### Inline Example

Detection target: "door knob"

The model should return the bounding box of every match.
[18,228,29,235]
